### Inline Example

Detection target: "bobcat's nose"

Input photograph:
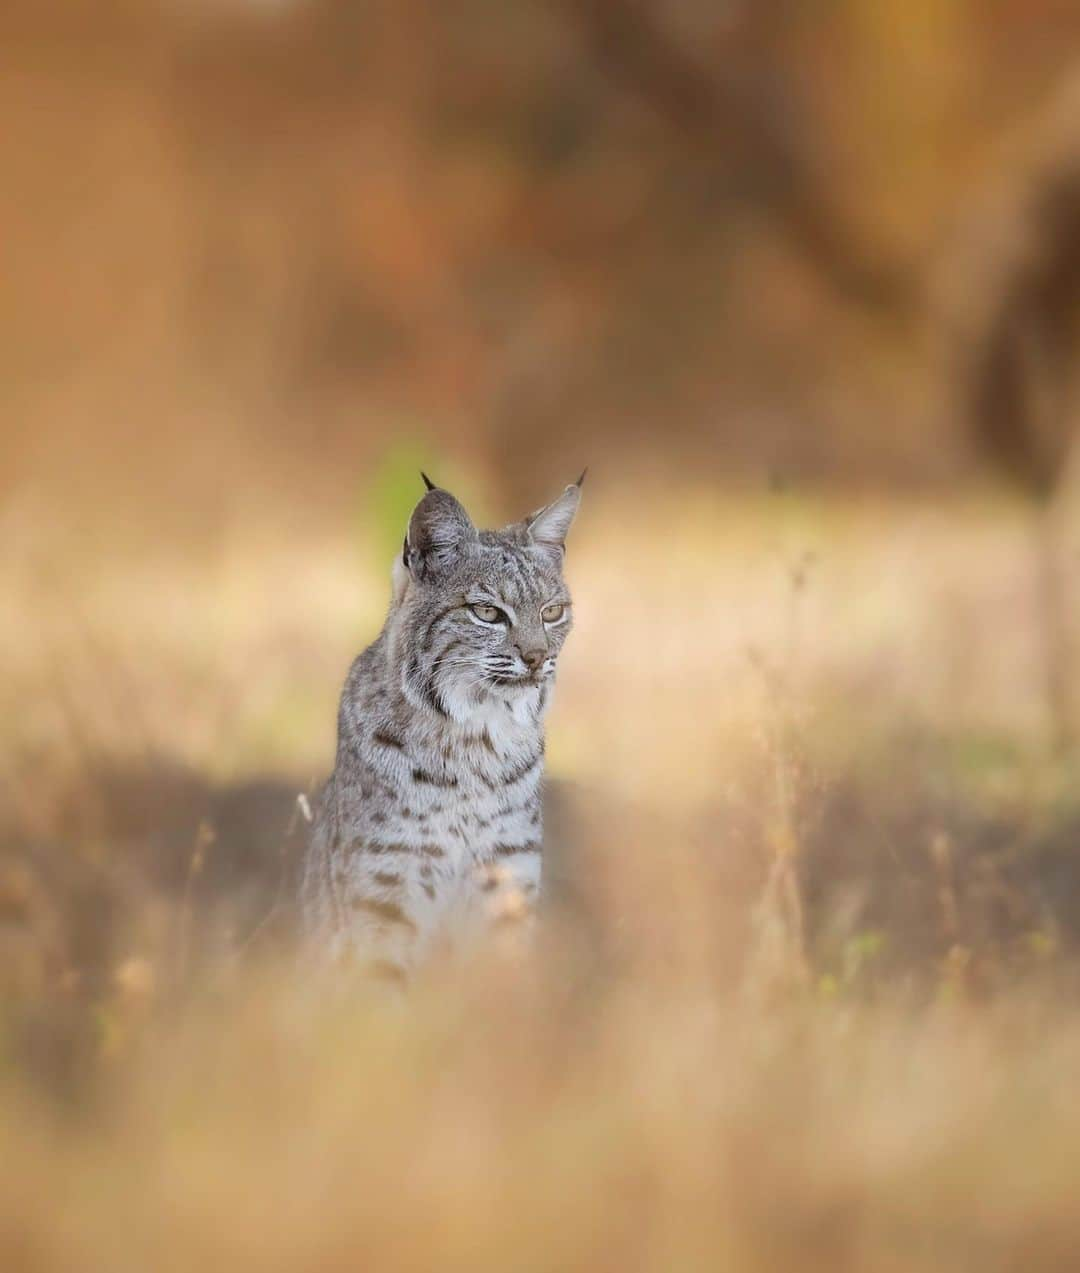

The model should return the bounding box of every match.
[517,646,547,671]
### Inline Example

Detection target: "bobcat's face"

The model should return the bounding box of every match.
[393,477,582,718]
[453,537,574,693]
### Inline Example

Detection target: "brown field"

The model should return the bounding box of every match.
[9,1,1080,1264]
[4,482,1080,1272]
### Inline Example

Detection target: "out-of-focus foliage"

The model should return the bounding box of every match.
[5,494,1080,1271]
[8,0,1080,519]
[8,7,1080,1262]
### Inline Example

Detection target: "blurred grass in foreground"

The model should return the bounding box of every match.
[4,959,1080,1271]
[3,485,1080,1270]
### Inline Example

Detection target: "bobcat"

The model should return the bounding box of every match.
[301,473,583,983]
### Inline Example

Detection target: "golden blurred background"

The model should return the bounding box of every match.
[8,0,1080,519]
[8,5,1080,1269]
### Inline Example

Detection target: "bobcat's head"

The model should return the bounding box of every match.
[389,473,583,722]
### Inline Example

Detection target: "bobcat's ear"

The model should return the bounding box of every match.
[525,472,585,555]
[405,483,477,578]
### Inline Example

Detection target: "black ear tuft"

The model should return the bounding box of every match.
[575,467,588,488]
[420,471,437,492]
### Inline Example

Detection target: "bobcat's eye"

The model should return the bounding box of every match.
[470,603,506,624]
[541,603,567,624]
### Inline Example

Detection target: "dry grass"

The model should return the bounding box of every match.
[3,485,1080,1271]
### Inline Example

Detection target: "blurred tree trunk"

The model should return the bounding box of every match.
[552,0,919,314]
[957,81,1080,750]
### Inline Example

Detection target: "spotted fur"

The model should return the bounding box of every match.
[301,475,583,980]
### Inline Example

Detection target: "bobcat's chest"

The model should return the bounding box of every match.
[383,735,543,872]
